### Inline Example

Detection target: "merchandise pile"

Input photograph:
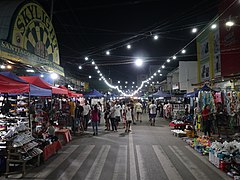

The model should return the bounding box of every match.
[209,140,240,178]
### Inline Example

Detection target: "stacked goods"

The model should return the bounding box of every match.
[193,136,211,155]
[209,140,240,178]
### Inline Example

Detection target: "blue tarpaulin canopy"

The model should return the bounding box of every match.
[150,90,172,98]
[184,85,214,98]
[84,89,104,98]
[0,72,52,96]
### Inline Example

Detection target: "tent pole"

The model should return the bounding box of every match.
[28,92,32,134]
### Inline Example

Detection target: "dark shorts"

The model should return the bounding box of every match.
[116,116,121,122]
[149,114,157,118]
[126,120,132,124]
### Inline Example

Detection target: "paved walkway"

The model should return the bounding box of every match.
[3,113,231,180]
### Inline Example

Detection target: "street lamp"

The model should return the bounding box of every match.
[50,73,58,86]
[135,58,143,67]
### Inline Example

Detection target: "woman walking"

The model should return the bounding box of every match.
[91,104,100,136]
[125,103,132,133]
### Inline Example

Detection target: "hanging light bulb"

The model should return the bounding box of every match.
[97,70,100,73]
[162,65,165,69]
[153,35,159,40]
[211,24,217,29]
[95,66,98,69]
[85,57,89,61]
[106,51,110,55]
[92,61,95,65]
[151,76,153,78]
[192,28,198,33]
[158,69,161,73]
[99,78,102,81]
[89,75,92,79]
[173,56,177,60]
[181,49,186,54]
[160,74,163,76]
[154,73,157,76]
[127,44,131,49]
[167,59,171,63]
[79,66,82,69]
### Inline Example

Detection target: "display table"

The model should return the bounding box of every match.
[55,129,72,145]
[43,140,62,161]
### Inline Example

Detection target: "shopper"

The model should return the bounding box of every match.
[91,104,100,136]
[47,120,55,137]
[149,100,157,126]
[115,101,122,127]
[135,100,143,122]
[104,103,111,131]
[125,103,132,133]
[130,100,136,125]
[97,102,102,124]
[75,101,84,133]
[83,100,91,131]
[201,104,212,137]
[122,101,126,129]
[110,101,117,132]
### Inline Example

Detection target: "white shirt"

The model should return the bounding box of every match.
[83,104,91,116]
[110,106,116,118]
[115,104,122,117]
[149,104,157,114]
[126,107,132,120]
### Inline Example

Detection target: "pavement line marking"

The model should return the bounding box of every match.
[85,145,110,180]
[58,145,95,180]
[129,133,137,180]
[169,146,210,180]
[112,145,128,180]
[185,146,230,180]
[30,145,79,179]
[136,145,147,180]
[152,145,183,180]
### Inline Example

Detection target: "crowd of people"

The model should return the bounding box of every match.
[72,99,161,136]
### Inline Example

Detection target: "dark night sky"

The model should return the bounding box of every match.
[38,0,220,86]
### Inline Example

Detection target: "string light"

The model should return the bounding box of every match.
[158,69,161,73]
[97,70,100,73]
[162,65,165,68]
[167,59,171,62]
[92,61,95,65]
[127,44,131,49]
[79,66,82,69]
[154,73,157,76]
[153,35,159,40]
[118,81,120,84]
[95,66,98,69]
[89,75,92,79]
[192,28,198,33]
[85,57,89,61]
[106,51,110,55]
[181,49,186,54]
[211,24,217,29]
[173,56,177,60]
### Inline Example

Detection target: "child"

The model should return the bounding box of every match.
[125,104,132,133]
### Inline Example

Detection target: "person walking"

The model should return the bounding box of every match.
[75,101,84,133]
[201,104,212,137]
[149,100,157,126]
[110,102,117,132]
[91,104,99,136]
[135,100,143,122]
[122,101,126,129]
[104,103,111,131]
[115,101,122,127]
[125,103,132,133]
[83,100,91,131]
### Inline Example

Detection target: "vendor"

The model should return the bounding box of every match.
[47,120,55,137]
[201,104,212,137]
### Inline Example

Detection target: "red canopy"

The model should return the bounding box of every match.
[0,74,29,93]
[58,86,83,97]
[20,76,68,95]
[20,76,51,89]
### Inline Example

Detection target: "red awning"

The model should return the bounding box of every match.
[52,86,68,95]
[19,76,68,95]
[58,86,82,97]
[0,74,29,93]
[20,76,52,89]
